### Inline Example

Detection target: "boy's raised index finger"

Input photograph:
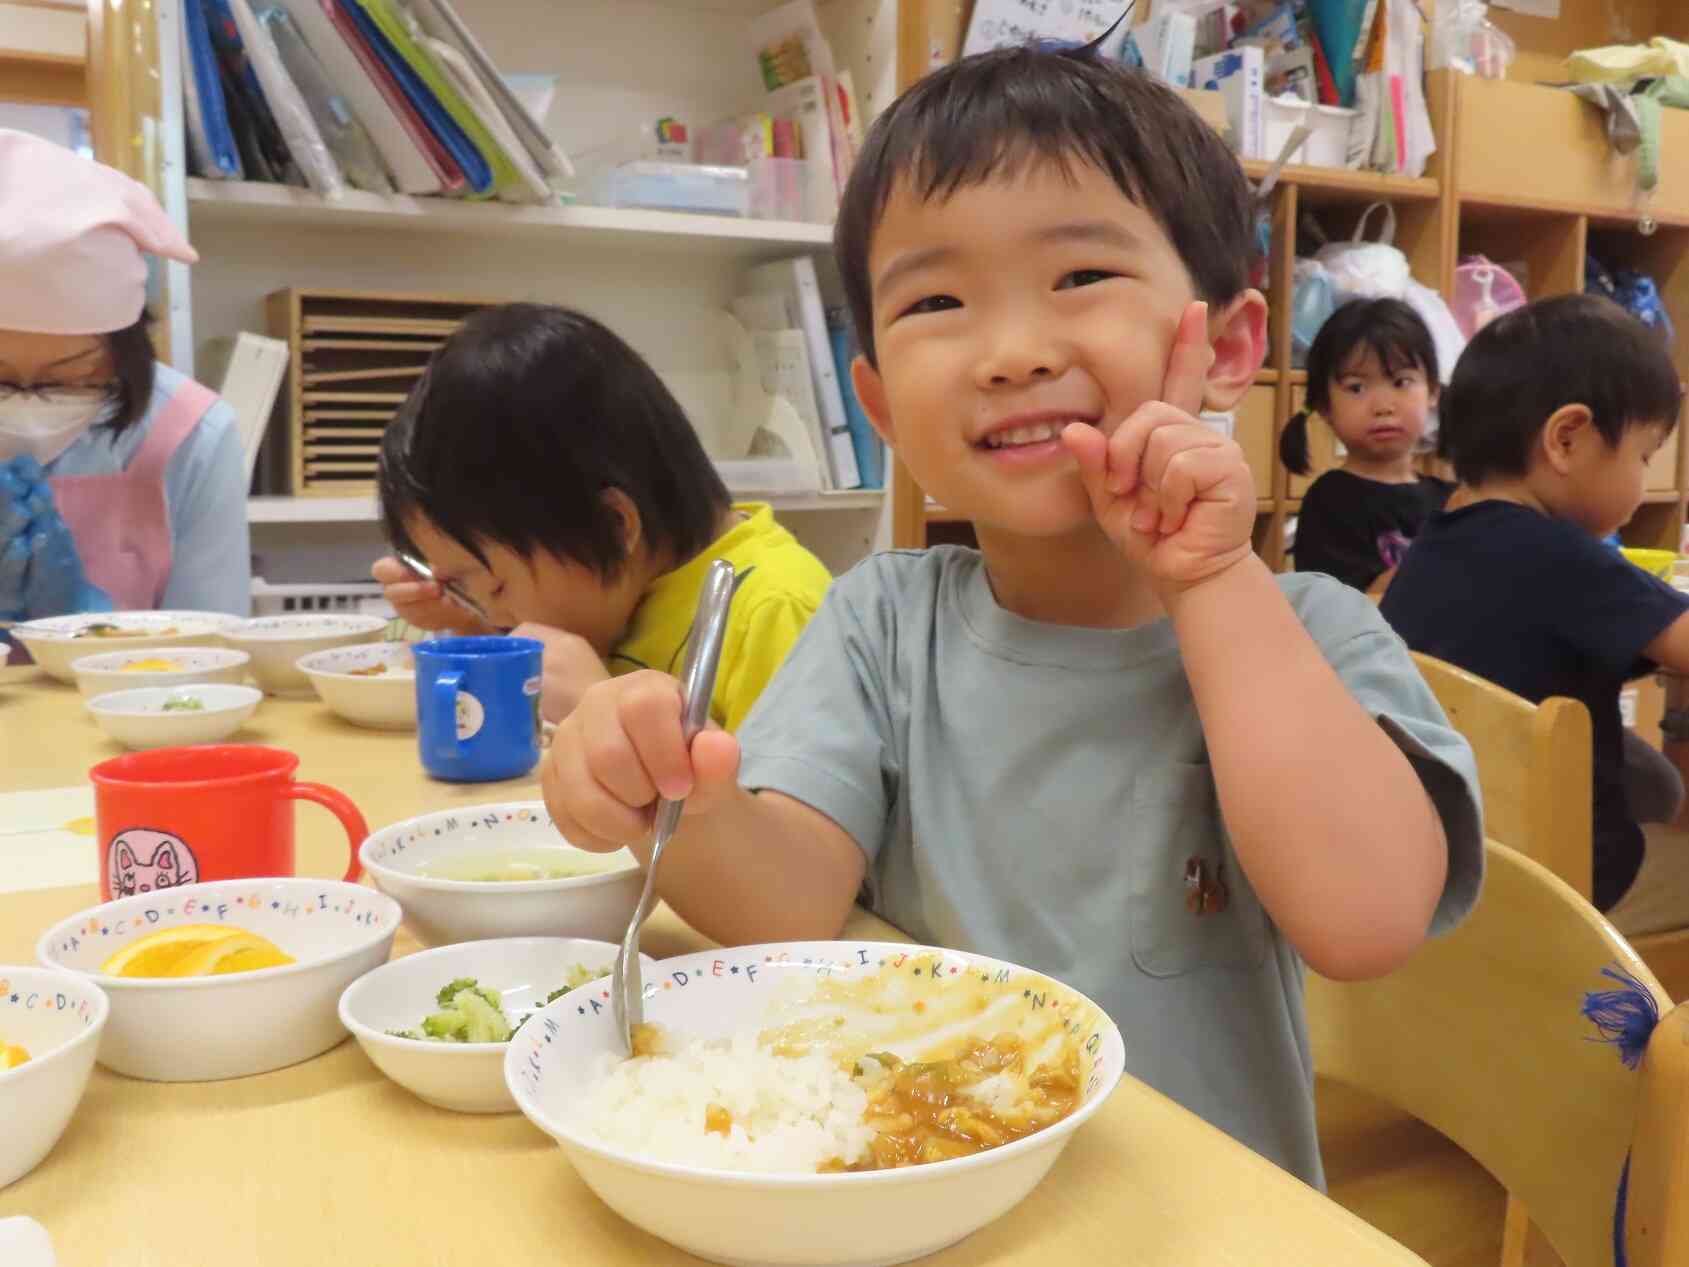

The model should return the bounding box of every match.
[1161,301,1211,418]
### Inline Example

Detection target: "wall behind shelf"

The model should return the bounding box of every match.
[191,218,758,460]
[1487,0,1663,84]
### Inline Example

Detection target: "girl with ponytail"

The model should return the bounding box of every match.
[1283,297,1451,594]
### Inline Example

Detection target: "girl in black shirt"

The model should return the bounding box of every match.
[1284,298,1452,593]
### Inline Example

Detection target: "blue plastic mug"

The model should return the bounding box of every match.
[413,636,543,783]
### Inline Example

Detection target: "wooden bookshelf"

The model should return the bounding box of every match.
[891,62,1689,562]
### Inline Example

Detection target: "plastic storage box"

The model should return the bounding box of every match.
[1264,96,1357,168]
[595,160,749,216]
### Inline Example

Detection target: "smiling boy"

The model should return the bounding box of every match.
[540,47,1482,1183]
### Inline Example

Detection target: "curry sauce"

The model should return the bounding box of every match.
[823,1036,1082,1171]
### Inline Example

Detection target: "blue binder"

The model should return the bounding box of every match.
[332,0,493,195]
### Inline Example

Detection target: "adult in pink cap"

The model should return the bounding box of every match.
[0,129,250,636]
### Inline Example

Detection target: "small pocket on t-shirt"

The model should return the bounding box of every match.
[1128,763,1270,978]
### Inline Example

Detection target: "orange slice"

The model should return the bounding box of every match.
[164,931,294,977]
[100,924,244,978]
[1,1042,29,1069]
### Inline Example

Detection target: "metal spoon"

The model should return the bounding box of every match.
[395,549,505,630]
[613,558,738,1055]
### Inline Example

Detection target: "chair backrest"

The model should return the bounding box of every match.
[1410,651,1594,899]
[1308,841,1680,1267]
[1629,997,1689,1266]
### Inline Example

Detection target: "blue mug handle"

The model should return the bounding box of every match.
[432,670,465,763]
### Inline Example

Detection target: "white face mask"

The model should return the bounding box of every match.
[0,391,113,465]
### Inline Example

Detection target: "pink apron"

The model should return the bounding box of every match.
[47,375,217,610]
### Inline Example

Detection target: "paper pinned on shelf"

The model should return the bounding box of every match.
[0,785,100,895]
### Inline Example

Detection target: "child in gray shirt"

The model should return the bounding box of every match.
[539,45,1483,1187]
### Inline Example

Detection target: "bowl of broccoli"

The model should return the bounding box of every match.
[84,683,262,750]
[338,937,653,1114]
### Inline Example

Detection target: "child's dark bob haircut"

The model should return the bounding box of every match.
[1279,297,1439,476]
[378,303,729,579]
[1438,293,1683,485]
[833,43,1257,364]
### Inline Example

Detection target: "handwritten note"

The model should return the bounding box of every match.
[963,0,1128,57]
[0,785,99,894]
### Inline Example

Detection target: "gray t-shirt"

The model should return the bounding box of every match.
[737,547,1483,1187]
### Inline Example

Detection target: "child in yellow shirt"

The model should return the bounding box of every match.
[373,303,831,728]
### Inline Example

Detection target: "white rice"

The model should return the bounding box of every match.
[570,1027,877,1173]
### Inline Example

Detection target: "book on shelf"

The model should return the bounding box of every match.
[738,256,862,490]
[182,0,242,180]
[1193,45,1265,159]
[1121,11,1198,88]
[271,0,442,193]
[826,310,883,491]
[201,332,290,488]
[184,0,569,203]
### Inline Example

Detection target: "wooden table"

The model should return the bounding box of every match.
[0,666,1426,1266]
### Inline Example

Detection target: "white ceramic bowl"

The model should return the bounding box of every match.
[37,878,400,1082]
[0,966,108,1190]
[360,802,642,948]
[338,937,655,1114]
[505,941,1126,1267]
[70,645,250,699]
[86,683,263,750]
[12,611,242,684]
[220,614,388,698]
[297,642,417,731]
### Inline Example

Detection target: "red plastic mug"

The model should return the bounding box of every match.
[89,746,367,901]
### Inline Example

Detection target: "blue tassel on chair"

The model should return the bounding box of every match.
[1581,964,1660,1267]
[1581,965,1661,1070]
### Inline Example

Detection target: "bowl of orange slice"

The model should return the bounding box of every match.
[36,878,400,1082]
[0,965,108,1189]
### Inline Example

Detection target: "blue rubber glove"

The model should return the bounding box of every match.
[0,534,30,623]
[0,457,48,621]
[0,455,51,549]
[20,514,114,619]
[0,459,112,620]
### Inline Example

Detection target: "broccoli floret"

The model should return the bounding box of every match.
[435,977,482,1008]
[452,988,513,1042]
[394,977,514,1043]
[420,1009,470,1041]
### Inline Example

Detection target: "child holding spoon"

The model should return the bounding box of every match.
[540,45,1483,1187]
[373,303,831,729]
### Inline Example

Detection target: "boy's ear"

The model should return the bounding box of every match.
[1539,403,1596,476]
[1202,289,1268,412]
[851,355,896,446]
[601,487,643,555]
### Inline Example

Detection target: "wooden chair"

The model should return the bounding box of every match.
[1342,655,1593,1263]
[1408,652,1594,901]
[1309,841,1689,1267]
[1412,653,1689,1009]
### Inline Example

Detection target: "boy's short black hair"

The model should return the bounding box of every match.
[834,44,1256,363]
[1281,297,1438,474]
[103,314,156,435]
[378,303,730,579]
[1438,293,1683,484]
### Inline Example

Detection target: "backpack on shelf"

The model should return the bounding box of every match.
[1587,253,1676,346]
